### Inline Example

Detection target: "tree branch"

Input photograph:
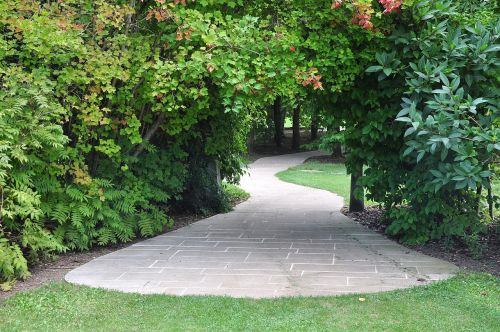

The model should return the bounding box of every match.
[132,113,166,157]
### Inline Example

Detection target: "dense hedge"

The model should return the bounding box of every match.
[337,1,499,245]
[0,0,309,288]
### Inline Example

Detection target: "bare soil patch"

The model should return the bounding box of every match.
[304,155,345,164]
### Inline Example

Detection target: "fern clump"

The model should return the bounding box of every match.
[1,0,253,288]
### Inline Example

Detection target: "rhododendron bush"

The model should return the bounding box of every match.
[337,0,499,244]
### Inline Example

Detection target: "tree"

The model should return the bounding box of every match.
[349,166,365,212]
[0,0,314,287]
[273,97,284,147]
[292,97,301,150]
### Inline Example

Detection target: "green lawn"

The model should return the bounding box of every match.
[276,162,376,206]
[0,273,498,331]
[277,162,498,214]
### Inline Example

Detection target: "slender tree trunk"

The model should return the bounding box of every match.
[247,124,256,154]
[133,113,166,157]
[487,178,494,219]
[273,97,282,147]
[90,151,99,176]
[349,165,364,212]
[292,98,301,150]
[332,127,342,157]
[88,136,99,176]
[310,111,318,141]
[476,185,483,215]
[280,108,287,138]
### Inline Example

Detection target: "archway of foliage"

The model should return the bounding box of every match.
[0,0,318,288]
[0,0,498,288]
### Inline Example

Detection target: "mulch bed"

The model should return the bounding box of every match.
[342,206,500,276]
[305,155,345,164]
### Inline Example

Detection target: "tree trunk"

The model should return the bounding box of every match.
[280,107,287,138]
[292,98,301,150]
[90,151,99,176]
[476,185,483,215]
[247,125,256,154]
[487,178,494,219]
[133,113,166,157]
[310,111,318,141]
[273,97,282,147]
[332,127,342,157]
[209,159,221,186]
[349,165,365,212]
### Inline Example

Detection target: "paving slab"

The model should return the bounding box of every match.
[66,151,458,298]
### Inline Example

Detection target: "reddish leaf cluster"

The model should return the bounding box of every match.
[331,0,402,31]
[352,13,373,30]
[146,0,187,22]
[331,0,343,10]
[146,7,173,22]
[379,0,402,14]
[296,68,323,90]
[176,26,193,40]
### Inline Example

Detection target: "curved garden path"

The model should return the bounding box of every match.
[66,151,457,297]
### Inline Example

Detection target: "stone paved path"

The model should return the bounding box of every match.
[66,151,457,298]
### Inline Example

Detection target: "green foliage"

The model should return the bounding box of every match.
[0,238,29,291]
[347,0,499,243]
[461,233,488,260]
[1,0,497,286]
[0,69,68,285]
[304,131,345,153]
[0,0,310,286]
[222,182,250,204]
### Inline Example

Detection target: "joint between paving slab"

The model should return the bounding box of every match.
[64,151,457,298]
[244,252,251,262]
[116,272,127,281]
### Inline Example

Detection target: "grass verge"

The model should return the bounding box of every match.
[0,273,498,331]
[276,162,376,206]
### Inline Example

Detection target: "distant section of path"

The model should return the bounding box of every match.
[66,151,457,298]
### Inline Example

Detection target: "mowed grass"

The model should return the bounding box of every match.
[0,273,498,332]
[276,162,376,206]
[277,162,498,213]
